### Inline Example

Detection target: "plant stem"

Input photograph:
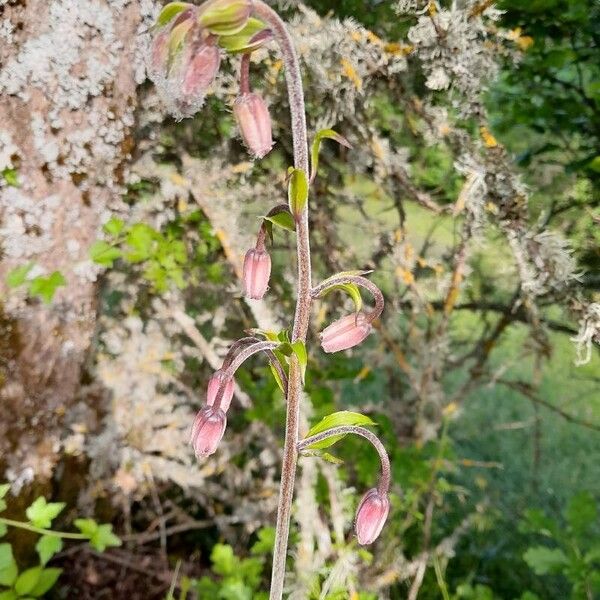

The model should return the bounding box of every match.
[0,517,87,540]
[252,2,311,598]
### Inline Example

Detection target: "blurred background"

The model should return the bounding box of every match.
[0,0,598,598]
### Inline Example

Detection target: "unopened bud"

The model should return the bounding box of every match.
[190,406,227,458]
[234,93,273,159]
[181,43,221,98]
[243,248,271,300]
[207,369,235,412]
[198,0,252,36]
[355,488,389,545]
[319,312,371,353]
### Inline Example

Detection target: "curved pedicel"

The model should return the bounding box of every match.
[212,340,280,410]
[297,425,391,494]
[311,274,385,322]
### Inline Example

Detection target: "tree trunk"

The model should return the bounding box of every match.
[0,0,153,484]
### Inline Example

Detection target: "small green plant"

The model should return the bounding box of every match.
[520,491,600,600]
[1,168,19,187]
[90,213,223,293]
[164,528,275,600]
[0,484,121,599]
[6,265,66,304]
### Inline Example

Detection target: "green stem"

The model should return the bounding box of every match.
[0,517,87,540]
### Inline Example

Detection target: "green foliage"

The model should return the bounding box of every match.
[303,410,376,450]
[1,168,19,187]
[25,498,65,529]
[288,167,309,218]
[520,492,600,599]
[6,265,66,304]
[186,528,274,599]
[491,0,600,180]
[90,210,224,293]
[262,208,296,236]
[0,486,121,598]
[73,519,122,552]
[310,128,351,182]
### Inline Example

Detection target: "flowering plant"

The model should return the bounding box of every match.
[148,1,392,596]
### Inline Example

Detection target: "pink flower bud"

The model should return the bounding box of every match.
[190,406,226,458]
[243,248,271,300]
[234,93,273,159]
[319,312,371,353]
[355,488,390,545]
[182,43,221,98]
[206,370,235,412]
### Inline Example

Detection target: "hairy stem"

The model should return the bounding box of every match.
[297,425,391,494]
[214,340,279,409]
[252,2,311,598]
[240,51,251,94]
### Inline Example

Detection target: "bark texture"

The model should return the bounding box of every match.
[0,0,154,484]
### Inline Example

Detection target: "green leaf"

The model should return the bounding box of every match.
[35,535,63,566]
[250,527,275,556]
[26,497,65,529]
[0,543,17,587]
[0,524,6,538]
[1,167,19,187]
[157,1,190,26]
[29,567,62,597]
[565,491,597,536]
[304,411,376,450]
[269,362,286,394]
[89,241,122,267]
[74,520,121,552]
[210,543,235,577]
[319,282,363,313]
[262,210,296,233]
[588,156,600,173]
[219,581,253,600]
[15,567,41,596]
[103,216,125,237]
[195,575,219,596]
[287,168,309,219]
[519,508,559,537]
[125,223,157,262]
[523,546,569,575]
[0,484,10,514]
[27,272,66,304]
[6,263,34,288]
[290,341,308,384]
[0,590,17,600]
[217,17,268,54]
[310,128,351,183]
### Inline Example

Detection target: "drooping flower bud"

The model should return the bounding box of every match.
[234,93,273,159]
[198,0,252,36]
[181,42,221,99]
[190,406,227,458]
[206,369,235,412]
[319,312,371,353]
[147,3,223,120]
[355,488,390,545]
[243,248,271,299]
